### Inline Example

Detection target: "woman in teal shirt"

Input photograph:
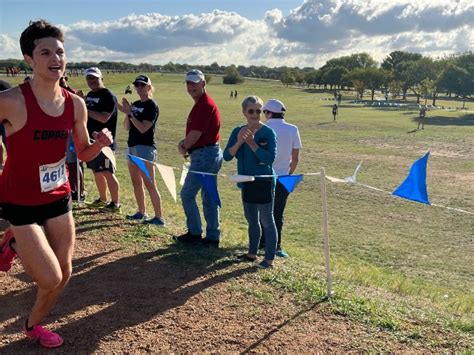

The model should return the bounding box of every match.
[223,95,278,268]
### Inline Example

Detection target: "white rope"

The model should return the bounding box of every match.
[125,154,473,216]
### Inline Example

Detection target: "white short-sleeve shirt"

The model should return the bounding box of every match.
[265,118,302,176]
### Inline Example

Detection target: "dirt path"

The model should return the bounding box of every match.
[0,210,462,353]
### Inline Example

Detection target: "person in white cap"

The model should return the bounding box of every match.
[82,66,121,213]
[260,99,302,258]
[175,69,223,247]
[0,20,113,348]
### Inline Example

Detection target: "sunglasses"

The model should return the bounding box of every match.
[134,82,147,87]
[246,109,262,115]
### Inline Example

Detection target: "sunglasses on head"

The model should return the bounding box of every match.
[247,109,262,115]
[134,82,146,87]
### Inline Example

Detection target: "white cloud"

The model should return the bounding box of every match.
[65,10,250,54]
[263,0,474,65]
[44,1,474,68]
[0,34,21,59]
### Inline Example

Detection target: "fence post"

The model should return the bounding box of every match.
[77,159,84,208]
[320,167,333,298]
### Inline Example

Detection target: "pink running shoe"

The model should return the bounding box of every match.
[0,228,17,272]
[24,324,64,348]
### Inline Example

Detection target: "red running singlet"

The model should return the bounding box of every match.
[0,82,73,205]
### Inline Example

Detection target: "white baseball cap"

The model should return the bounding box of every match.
[263,99,286,113]
[185,69,205,83]
[84,67,102,78]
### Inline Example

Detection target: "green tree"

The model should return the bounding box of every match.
[438,64,472,108]
[352,80,366,99]
[294,69,305,87]
[381,51,422,71]
[162,62,176,72]
[281,68,295,87]
[388,80,402,100]
[323,53,377,71]
[419,78,435,105]
[321,66,348,90]
[223,64,243,84]
[346,68,389,100]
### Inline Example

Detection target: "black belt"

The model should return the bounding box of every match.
[188,143,219,154]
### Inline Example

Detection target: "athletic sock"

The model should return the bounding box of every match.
[25,318,34,331]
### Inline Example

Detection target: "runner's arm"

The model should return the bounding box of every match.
[72,95,112,162]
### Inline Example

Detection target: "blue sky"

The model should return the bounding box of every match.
[0,0,300,31]
[1,0,473,68]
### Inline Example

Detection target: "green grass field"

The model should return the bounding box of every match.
[3,73,473,346]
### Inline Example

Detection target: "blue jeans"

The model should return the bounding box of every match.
[180,145,222,240]
[260,181,290,250]
[128,145,157,162]
[243,200,277,261]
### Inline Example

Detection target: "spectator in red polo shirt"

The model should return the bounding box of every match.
[175,69,223,247]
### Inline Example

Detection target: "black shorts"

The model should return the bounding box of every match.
[0,196,72,226]
[86,151,116,173]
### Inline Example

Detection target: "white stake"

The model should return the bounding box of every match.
[77,159,84,208]
[320,167,333,298]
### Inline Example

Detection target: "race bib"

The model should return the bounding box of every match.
[39,156,67,192]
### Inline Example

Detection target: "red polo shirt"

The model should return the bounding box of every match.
[186,92,220,148]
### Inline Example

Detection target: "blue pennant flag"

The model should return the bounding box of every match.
[197,174,221,207]
[392,152,430,205]
[128,154,152,181]
[278,174,304,193]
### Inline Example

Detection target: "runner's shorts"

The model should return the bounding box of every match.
[0,195,72,226]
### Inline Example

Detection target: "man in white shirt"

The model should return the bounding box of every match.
[260,99,302,258]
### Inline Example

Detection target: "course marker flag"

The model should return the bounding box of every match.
[128,154,152,181]
[180,162,190,186]
[156,163,177,202]
[278,174,304,193]
[344,161,362,183]
[392,152,430,204]
[196,174,221,207]
[229,175,255,183]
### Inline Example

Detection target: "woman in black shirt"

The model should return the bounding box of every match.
[118,75,165,226]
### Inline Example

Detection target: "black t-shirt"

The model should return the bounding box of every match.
[85,88,118,149]
[128,99,159,148]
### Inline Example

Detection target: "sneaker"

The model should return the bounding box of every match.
[0,229,17,272]
[236,253,257,262]
[201,238,219,247]
[88,198,107,208]
[126,212,147,220]
[276,249,289,258]
[256,260,274,269]
[100,202,122,213]
[173,231,202,243]
[143,217,166,226]
[24,324,64,348]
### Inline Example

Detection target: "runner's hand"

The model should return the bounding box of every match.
[93,128,113,148]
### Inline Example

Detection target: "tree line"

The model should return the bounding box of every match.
[1,51,472,105]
